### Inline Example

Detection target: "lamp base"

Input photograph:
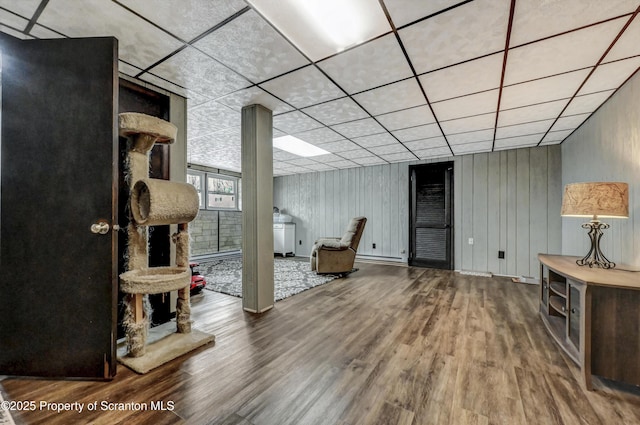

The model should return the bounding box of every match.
[576,220,615,269]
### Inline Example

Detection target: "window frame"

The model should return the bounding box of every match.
[187,170,241,211]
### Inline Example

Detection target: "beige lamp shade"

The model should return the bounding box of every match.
[561,182,629,218]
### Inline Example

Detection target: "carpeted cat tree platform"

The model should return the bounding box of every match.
[117,112,214,374]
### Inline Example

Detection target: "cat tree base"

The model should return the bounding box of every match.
[117,320,215,374]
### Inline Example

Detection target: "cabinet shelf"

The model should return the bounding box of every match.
[549,281,566,298]
[549,295,566,317]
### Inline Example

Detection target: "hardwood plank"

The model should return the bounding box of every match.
[2,263,639,425]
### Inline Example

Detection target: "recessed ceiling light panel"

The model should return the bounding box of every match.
[273,135,330,157]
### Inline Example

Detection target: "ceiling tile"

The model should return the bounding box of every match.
[259,65,344,108]
[605,14,640,61]
[432,89,499,121]
[400,0,509,74]
[414,146,453,159]
[38,0,185,70]
[351,133,399,148]
[353,78,426,116]
[331,118,386,138]
[540,129,574,144]
[501,69,591,110]
[509,0,638,46]
[328,159,360,169]
[0,26,32,39]
[0,8,28,30]
[550,113,590,132]
[579,56,640,94]
[495,119,555,139]
[447,129,494,145]
[188,101,240,139]
[304,163,338,171]
[494,134,543,150]
[318,33,413,94]
[563,90,615,116]
[144,46,251,98]
[376,105,436,131]
[369,143,408,155]
[318,140,362,153]
[380,151,417,162]
[273,110,322,134]
[392,123,442,142]
[404,137,448,150]
[352,156,388,166]
[294,127,345,145]
[118,0,247,41]
[193,9,309,83]
[339,149,378,160]
[29,25,64,38]
[451,141,493,154]
[138,72,189,97]
[119,61,144,78]
[273,150,299,161]
[286,158,318,166]
[0,0,41,20]
[504,18,626,85]
[498,99,569,126]
[313,153,346,163]
[439,113,495,134]
[385,0,464,28]
[188,130,241,171]
[302,97,368,126]
[420,52,503,101]
[216,86,294,114]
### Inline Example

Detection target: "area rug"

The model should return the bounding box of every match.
[200,257,338,301]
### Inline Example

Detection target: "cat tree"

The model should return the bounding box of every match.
[117,112,214,373]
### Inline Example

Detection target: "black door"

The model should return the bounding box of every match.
[409,162,454,269]
[0,35,119,379]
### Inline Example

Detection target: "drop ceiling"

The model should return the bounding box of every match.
[1,0,639,176]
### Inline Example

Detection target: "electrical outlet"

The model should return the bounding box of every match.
[498,250,505,259]
[372,243,376,249]
[468,237,474,245]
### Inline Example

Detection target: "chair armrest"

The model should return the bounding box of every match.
[316,239,349,250]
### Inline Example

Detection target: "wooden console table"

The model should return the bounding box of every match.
[539,254,640,390]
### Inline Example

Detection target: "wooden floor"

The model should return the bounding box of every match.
[2,262,640,425]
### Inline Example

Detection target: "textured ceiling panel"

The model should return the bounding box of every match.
[353,78,426,116]
[432,89,499,121]
[439,113,495,135]
[400,0,509,74]
[339,149,379,160]
[145,47,251,98]
[563,90,615,116]
[579,56,640,94]
[313,153,346,163]
[381,151,417,162]
[494,134,543,150]
[498,99,569,127]
[29,25,63,38]
[0,26,32,39]
[326,159,359,169]
[216,86,295,114]
[351,132,399,148]
[38,0,185,70]
[500,69,592,110]
[404,137,449,150]
[318,33,414,94]
[551,113,591,131]
[188,130,242,171]
[369,143,409,155]
[259,65,344,108]
[392,123,442,142]
[293,127,345,144]
[504,18,626,85]
[540,129,574,144]
[419,52,503,101]
[0,8,29,30]
[451,141,493,154]
[605,15,640,61]
[376,105,436,131]
[414,146,453,159]
[302,97,369,126]
[352,156,388,166]
[193,10,309,83]
[447,129,494,145]
[331,118,386,138]
[509,0,638,47]
[317,139,362,153]
[273,110,322,134]
[385,0,464,28]
[118,0,247,41]
[188,101,240,139]
[273,150,299,161]
[495,119,555,140]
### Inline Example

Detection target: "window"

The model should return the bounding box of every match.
[187,170,240,211]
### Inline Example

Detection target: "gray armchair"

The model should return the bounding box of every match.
[310,217,367,275]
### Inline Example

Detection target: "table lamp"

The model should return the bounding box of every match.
[561,182,628,268]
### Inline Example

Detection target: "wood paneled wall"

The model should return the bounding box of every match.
[561,70,640,267]
[274,145,562,278]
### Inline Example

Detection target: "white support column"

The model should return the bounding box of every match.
[241,104,274,313]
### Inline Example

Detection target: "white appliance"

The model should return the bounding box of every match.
[273,223,296,256]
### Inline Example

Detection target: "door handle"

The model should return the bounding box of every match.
[91,220,110,235]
